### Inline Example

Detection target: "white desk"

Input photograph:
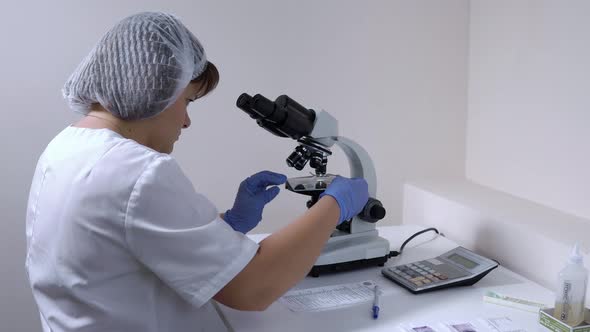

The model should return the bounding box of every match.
[216,225,554,332]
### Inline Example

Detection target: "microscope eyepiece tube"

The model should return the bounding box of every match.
[236,93,253,109]
[251,94,276,118]
[274,95,316,139]
[236,93,259,119]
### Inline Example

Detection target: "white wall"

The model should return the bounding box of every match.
[0,1,469,329]
[467,0,590,220]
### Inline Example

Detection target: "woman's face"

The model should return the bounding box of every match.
[150,82,202,154]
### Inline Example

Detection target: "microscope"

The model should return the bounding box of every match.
[236,93,390,277]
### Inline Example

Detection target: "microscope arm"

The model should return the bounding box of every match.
[331,136,383,234]
[333,136,377,197]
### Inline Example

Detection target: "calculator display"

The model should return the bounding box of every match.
[447,253,479,269]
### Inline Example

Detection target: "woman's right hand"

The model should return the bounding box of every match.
[319,176,369,224]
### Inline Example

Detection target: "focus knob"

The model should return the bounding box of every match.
[358,198,386,223]
[369,205,386,220]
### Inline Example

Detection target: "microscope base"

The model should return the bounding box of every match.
[308,230,390,277]
[309,255,388,277]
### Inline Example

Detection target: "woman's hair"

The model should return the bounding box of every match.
[63,12,216,120]
[192,61,219,99]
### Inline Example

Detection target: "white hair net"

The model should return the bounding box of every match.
[62,12,208,120]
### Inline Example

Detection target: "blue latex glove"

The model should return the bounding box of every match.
[319,176,369,224]
[224,170,287,233]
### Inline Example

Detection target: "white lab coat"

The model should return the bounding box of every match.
[25,126,258,332]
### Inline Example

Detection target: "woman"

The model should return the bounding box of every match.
[25,12,369,331]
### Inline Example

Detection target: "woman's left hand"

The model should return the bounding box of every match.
[223,171,287,233]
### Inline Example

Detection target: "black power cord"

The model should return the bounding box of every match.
[388,227,442,258]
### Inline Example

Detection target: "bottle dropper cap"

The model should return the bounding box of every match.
[568,243,584,265]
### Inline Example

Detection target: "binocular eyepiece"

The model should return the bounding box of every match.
[236,93,316,140]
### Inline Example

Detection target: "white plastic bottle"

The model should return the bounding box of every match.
[554,243,588,326]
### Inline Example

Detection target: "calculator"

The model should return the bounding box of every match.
[381,247,499,294]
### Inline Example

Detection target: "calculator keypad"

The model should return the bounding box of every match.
[383,247,499,293]
[388,263,449,287]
